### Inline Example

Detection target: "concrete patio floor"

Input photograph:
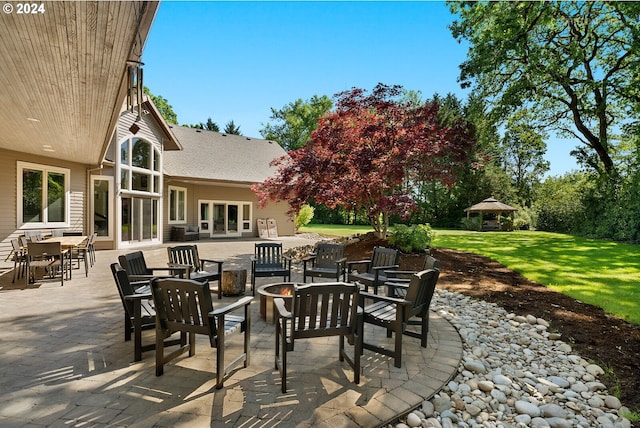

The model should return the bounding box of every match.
[0,236,462,427]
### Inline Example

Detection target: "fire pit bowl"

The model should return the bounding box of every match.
[257,283,298,324]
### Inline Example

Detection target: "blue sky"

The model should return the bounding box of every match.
[143,1,578,176]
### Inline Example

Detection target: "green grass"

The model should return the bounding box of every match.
[433,230,640,325]
[300,225,640,325]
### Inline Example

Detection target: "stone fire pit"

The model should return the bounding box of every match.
[257,282,298,324]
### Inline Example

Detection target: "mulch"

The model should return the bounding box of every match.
[343,234,640,413]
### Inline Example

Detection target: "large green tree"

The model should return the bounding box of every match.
[449,1,640,176]
[143,87,178,125]
[260,95,333,151]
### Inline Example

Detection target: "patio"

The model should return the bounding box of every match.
[0,236,462,427]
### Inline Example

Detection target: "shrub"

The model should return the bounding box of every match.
[295,204,315,230]
[461,217,481,231]
[389,224,435,253]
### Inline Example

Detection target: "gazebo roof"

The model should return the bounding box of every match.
[464,198,518,213]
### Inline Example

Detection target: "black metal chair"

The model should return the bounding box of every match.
[302,243,347,282]
[250,243,292,295]
[275,282,362,393]
[151,277,251,389]
[359,269,439,368]
[347,246,399,294]
[167,245,224,299]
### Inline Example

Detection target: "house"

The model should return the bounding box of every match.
[0,1,292,266]
[162,126,293,240]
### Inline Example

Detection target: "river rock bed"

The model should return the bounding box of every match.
[386,289,632,428]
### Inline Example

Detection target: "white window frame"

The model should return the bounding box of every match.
[91,175,114,240]
[118,137,162,197]
[168,185,187,224]
[17,161,70,229]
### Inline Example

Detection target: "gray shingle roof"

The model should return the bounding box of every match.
[163,126,287,184]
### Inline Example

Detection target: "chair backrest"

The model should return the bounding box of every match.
[110,263,139,314]
[254,243,285,268]
[313,243,345,269]
[403,269,440,322]
[19,235,28,248]
[423,255,440,271]
[167,245,201,272]
[27,241,62,259]
[118,251,150,276]
[290,282,360,340]
[369,247,400,273]
[11,239,22,253]
[151,277,215,341]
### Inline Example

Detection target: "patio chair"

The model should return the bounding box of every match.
[151,277,252,389]
[25,241,70,286]
[71,234,95,277]
[250,243,292,296]
[6,238,26,283]
[347,246,399,294]
[384,255,439,298]
[166,245,224,299]
[359,269,439,368]
[118,251,187,285]
[302,243,347,282]
[275,282,362,393]
[110,263,186,362]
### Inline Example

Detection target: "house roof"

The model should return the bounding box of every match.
[0,1,158,165]
[163,126,287,185]
[465,198,518,213]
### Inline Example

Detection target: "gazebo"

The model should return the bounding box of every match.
[464,198,518,231]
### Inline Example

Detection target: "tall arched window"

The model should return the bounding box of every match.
[118,137,161,244]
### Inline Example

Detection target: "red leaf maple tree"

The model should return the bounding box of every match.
[253,84,476,237]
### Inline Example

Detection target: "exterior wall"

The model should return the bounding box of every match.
[163,179,294,242]
[0,148,88,267]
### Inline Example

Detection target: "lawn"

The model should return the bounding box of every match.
[300,225,640,325]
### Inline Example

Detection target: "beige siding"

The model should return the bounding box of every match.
[0,148,88,267]
[116,109,166,153]
[163,180,294,241]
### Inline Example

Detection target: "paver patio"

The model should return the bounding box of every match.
[0,236,462,427]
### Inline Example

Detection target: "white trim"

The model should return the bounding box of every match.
[198,199,253,238]
[91,175,114,240]
[168,185,187,224]
[17,161,70,229]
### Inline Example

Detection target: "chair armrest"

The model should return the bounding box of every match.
[384,269,416,277]
[347,260,371,273]
[199,258,224,271]
[302,253,317,262]
[165,264,191,278]
[359,290,406,305]
[209,296,252,316]
[274,297,292,318]
[372,264,399,272]
[124,292,152,301]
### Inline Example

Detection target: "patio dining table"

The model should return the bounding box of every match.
[43,235,88,280]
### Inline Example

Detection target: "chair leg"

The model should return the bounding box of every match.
[156,323,164,376]
[216,330,225,389]
[393,323,403,368]
[421,314,428,348]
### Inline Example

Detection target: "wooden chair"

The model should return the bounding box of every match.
[275,282,362,393]
[110,263,186,362]
[359,269,439,368]
[151,277,252,389]
[71,234,95,277]
[347,246,400,294]
[25,241,70,286]
[302,243,347,282]
[118,251,187,285]
[167,245,224,299]
[250,243,292,295]
[385,255,439,298]
[6,239,26,283]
